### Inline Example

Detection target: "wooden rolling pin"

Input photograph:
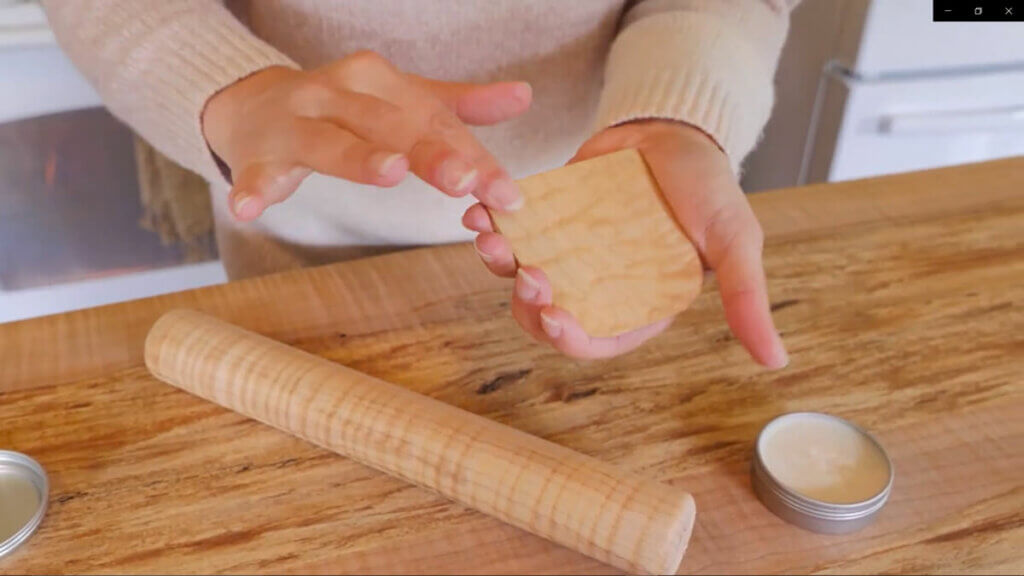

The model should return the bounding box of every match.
[144,309,696,575]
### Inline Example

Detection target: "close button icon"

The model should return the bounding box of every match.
[974,6,983,15]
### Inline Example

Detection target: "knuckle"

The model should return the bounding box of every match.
[428,108,462,136]
[369,100,407,132]
[704,202,759,261]
[319,145,365,177]
[329,137,361,162]
[406,137,442,166]
[285,123,318,156]
[334,50,390,78]
[348,50,387,66]
[288,80,335,113]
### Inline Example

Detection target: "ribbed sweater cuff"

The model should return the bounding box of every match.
[597,68,744,166]
[595,11,783,174]
[105,3,299,185]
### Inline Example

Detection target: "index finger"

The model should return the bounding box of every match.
[639,136,787,369]
[319,59,521,210]
[709,212,789,369]
[415,107,523,211]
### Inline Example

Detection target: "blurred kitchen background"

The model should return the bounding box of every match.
[1,0,1022,323]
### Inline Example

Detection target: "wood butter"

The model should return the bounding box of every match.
[759,412,890,504]
[751,412,894,533]
[0,472,39,542]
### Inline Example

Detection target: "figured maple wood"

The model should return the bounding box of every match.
[1,157,1022,574]
[491,149,703,337]
[144,310,696,575]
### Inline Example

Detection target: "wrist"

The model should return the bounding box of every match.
[201,65,296,161]
[616,118,725,154]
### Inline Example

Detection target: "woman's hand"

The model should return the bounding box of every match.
[202,51,531,221]
[462,120,788,368]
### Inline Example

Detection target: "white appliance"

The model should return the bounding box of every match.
[743,0,1024,192]
[0,1,226,323]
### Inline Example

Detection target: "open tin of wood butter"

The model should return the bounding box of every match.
[0,450,48,559]
[751,412,894,534]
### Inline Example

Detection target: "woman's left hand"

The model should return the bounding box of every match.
[462,119,788,367]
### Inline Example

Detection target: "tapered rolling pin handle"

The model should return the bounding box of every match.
[144,309,696,575]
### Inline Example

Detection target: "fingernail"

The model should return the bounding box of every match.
[441,158,478,196]
[232,193,261,220]
[513,82,532,103]
[473,237,494,262]
[374,152,407,180]
[767,336,790,369]
[540,311,561,339]
[487,179,523,211]
[515,268,540,301]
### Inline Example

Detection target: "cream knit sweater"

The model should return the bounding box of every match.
[43,0,797,278]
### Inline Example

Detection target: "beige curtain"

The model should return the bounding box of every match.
[133,136,216,262]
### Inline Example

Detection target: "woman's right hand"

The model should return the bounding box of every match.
[202,51,532,221]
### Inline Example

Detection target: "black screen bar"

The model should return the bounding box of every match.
[934,0,1023,20]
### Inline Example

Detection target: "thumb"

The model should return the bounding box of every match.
[567,124,646,165]
[228,162,311,222]
[412,76,532,126]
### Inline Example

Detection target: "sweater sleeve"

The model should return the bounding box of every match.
[595,0,799,172]
[41,0,299,184]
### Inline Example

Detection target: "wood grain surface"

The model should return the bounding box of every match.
[491,149,703,337]
[1,157,1022,574]
[145,310,696,575]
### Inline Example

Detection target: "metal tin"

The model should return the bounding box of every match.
[0,450,48,559]
[751,412,894,534]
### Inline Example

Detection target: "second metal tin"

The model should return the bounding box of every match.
[0,450,48,559]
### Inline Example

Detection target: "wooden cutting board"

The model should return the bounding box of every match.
[1,158,1022,574]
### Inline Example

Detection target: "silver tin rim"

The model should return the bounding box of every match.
[0,450,49,559]
[751,412,894,533]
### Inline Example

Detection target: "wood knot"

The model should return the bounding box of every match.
[561,387,598,403]
[55,491,87,504]
[770,299,800,312]
[476,369,532,395]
